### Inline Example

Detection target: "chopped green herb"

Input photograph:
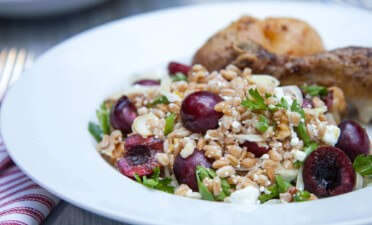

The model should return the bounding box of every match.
[290,100,313,147]
[134,167,175,194]
[293,160,304,169]
[241,89,267,110]
[96,102,111,134]
[290,100,305,118]
[259,175,293,203]
[195,166,231,201]
[258,185,279,203]
[265,93,272,98]
[302,85,328,97]
[171,73,188,82]
[353,155,372,176]
[134,174,142,183]
[196,166,214,200]
[276,97,289,110]
[164,113,177,135]
[88,122,103,142]
[294,123,311,146]
[255,115,270,133]
[293,190,311,202]
[276,175,292,193]
[304,142,318,156]
[147,95,169,107]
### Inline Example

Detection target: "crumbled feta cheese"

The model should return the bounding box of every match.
[184,190,202,199]
[227,186,260,205]
[321,125,341,146]
[232,121,240,129]
[290,125,300,146]
[293,150,306,162]
[261,154,269,160]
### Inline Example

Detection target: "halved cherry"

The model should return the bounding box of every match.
[117,134,163,178]
[303,146,355,197]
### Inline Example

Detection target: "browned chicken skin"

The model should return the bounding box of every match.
[192,16,325,71]
[231,41,372,123]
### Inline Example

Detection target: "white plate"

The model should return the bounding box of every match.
[1,2,372,225]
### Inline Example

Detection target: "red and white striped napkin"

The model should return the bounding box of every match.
[0,138,59,225]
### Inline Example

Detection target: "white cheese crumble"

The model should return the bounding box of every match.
[232,121,240,129]
[321,125,341,146]
[226,186,260,205]
[293,150,306,162]
[185,190,202,199]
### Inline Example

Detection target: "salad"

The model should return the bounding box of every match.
[89,61,371,204]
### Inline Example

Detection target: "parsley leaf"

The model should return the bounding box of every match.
[276,97,289,110]
[290,100,313,147]
[89,101,111,142]
[290,100,305,118]
[241,89,267,110]
[259,175,293,203]
[302,85,328,97]
[255,115,269,133]
[96,102,111,134]
[195,166,231,201]
[164,113,177,135]
[88,122,103,142]
[171,73,188,82]
[293,160,303,169]
[196,166,214,200]
[258,185,279,203]
[147,96,169,107]
[134,167,175,194]
[276,175,292,193]
[353,155,372,176]
[293,190,311,202]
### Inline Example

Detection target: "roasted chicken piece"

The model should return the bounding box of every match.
[231,40,372,123]
[192,16,325,71]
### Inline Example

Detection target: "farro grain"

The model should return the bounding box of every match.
[216,166,235,178]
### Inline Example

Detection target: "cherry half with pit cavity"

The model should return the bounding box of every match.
[117,134,163,178]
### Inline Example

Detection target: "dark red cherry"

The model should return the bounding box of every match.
[168,62,191,75]
[336,120,370,162]
[180,91,223,133]
[173,149,211,191]
[303,146,355,197]
[110,96,137,134]
[117,134,163,178]
[242,141,269,158]
[133,79,160,86]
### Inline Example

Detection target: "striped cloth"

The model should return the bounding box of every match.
[0,138,59,225]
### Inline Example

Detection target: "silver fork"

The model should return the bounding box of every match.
[0,48,34,102]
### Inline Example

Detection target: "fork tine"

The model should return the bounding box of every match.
[0,48,17,101]
[24,52,34,70]
[0,49,8,75]
[9,49,27,86]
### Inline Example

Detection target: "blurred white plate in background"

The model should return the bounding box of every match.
[0,0,107,17]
